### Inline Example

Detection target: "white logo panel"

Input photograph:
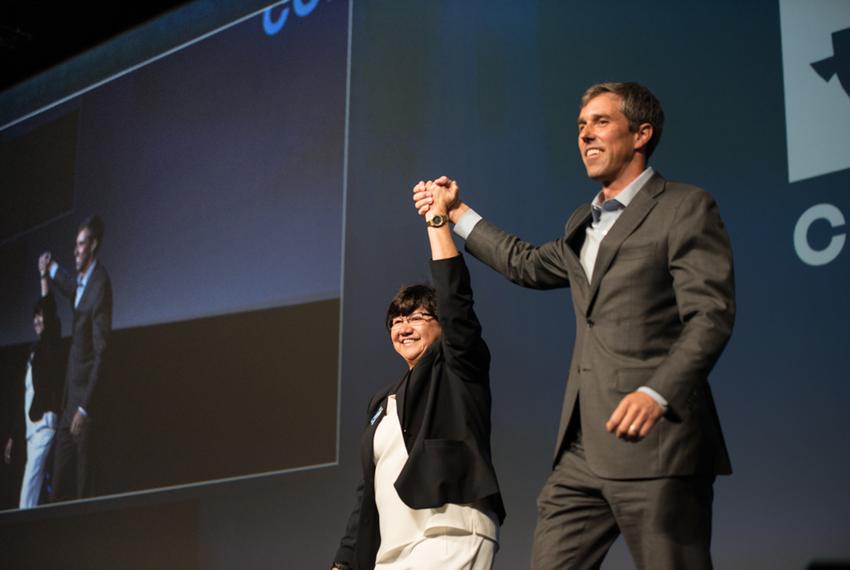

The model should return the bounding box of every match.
[780,0,850,183]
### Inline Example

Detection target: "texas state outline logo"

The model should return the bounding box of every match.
[780,0,850,184]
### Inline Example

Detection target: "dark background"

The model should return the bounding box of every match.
[2,1,850,569]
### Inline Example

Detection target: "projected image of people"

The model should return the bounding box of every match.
[3,273,64,509]
[333,206,505,570]
[41,215,113,502]
[0,3,347,510]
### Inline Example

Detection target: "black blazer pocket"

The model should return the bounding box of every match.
[420,439,471,486]
[397,439,473,509]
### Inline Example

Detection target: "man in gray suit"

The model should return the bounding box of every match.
[40,215,113,501]
[413,82,734,569]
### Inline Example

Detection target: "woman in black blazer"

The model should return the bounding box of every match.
[333,189,505,570]
[4,273,64,508]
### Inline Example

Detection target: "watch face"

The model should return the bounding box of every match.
[429,215,447,227]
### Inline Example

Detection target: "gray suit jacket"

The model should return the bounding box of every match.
[51,262,113,419]
[466,173,734,479]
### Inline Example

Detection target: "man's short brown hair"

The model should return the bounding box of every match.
[79,214,105,255]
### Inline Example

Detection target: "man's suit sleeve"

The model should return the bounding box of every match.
[81,272,113,413]
[50,265,77,302]
[646,191,735,413]
[465,218,572,290]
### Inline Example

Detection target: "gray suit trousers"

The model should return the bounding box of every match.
[532,438,714,570]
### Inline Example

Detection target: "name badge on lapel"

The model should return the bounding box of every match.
[370,405,384,426]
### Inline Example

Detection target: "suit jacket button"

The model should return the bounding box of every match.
[586,319,594,328]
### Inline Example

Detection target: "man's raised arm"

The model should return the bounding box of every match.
[412,176,571,290]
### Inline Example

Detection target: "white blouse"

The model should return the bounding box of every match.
[373,395,498,562]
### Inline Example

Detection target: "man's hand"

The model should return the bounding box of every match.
[70,410,87,436]
[606,391,663,441]
[4,438,11,464]
[38,252,52,276]
[413,176,460,218]
[429,177,459,214]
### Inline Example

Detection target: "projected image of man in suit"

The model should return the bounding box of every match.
[413,82,735,570]
[40,215,113,502]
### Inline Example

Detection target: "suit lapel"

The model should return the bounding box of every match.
[74,268,89,317]
[562,205,593,314]
[76,264,100,311]
[586,175,665,314]
[565,205,592,256]
[565,204,592,272]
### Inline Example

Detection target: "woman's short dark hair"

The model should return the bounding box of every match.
[385,284,437,330]
[32,297,60,339]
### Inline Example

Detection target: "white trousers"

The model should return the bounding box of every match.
[375,529,497,570]
[19,425,56,509]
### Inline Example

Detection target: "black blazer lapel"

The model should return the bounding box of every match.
[360,392,388,474]
[397,346,438,451]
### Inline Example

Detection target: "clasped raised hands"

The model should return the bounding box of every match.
[412,175,460,219]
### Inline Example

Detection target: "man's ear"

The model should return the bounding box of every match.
[634,122,654,152]
[92,238,99,255]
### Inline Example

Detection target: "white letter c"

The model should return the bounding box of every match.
[794,203,846,266]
